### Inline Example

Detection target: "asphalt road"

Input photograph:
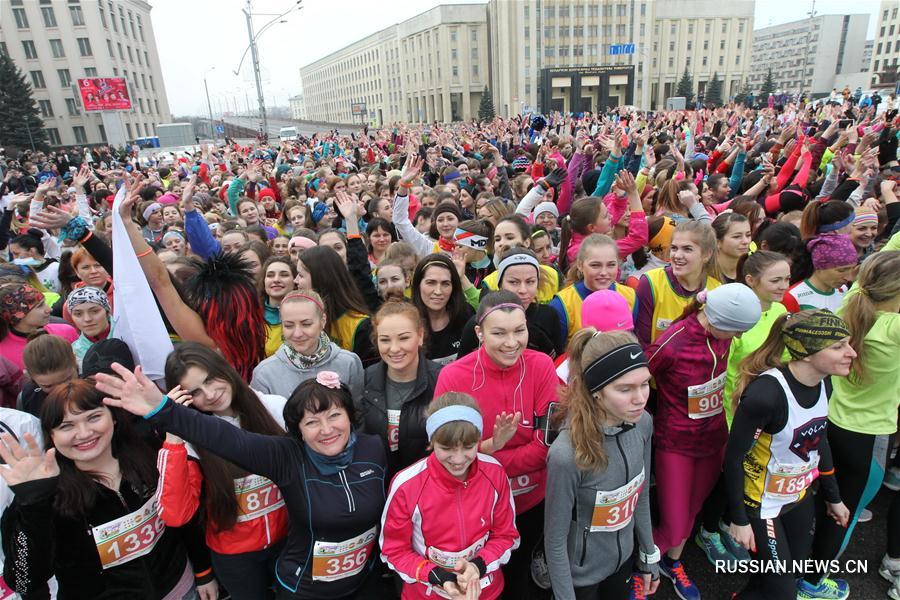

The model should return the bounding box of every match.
[652,486,895,599]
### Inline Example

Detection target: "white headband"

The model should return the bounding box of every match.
[425,406,483,441]
[497,253,540,283]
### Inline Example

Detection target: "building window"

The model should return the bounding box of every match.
[139,98,144,112]
[545,45,555,57]
[452,66,458,77]
[669,41,675,51]
[450,30,457,43]
[719,56,724,66]
[559,46,569,57]
[106,39,114,58]
[48,39,64,58]
[737,39,742,49]
[668,57,674,67]
[616,24,626,36]
[544,7,554,19]
[472,64,478,77]
[736,55,741,65]
[545,28,554,39]
[154,99,159,114]
[574,25,583,37]
[525,45,530,59]
[58,68,71,87]
[641,3,646,16]
[128,46,134,62]
[138,24,145,41]
[141,73,147,88]
[471,47,477,59]
[588,25,597,36]
[126,123,133,139]
[705,21,711,33]
[689,23,695,34]
[559,5,569,17]
[471,29,477,42]
[30,71,46,89]
[739,20,745,33]
[13,7,29,28]
[144,51,149,64]
[524,5,529,18]
[110,2,117,31]
[603,24,612,37]
[722,22,727,33]
[670,23,676,34]
[703,40,709,50]
[560,26,569,37]
[46,128,61,145]
[41,6,57,27]
[149,75,155,92]
[575,6,584,17]
[85,67,97,77]
[702,56,708,66]
[69,5,84,26]
[574,45,583,56]
[77,38,92,56]
[38,99,54,117]
[686,56,692,66]
[66,98,80,116]
[617,4,626,16]
[451,48,457,60]
[73,126,87,143]
[524,26,529,38]
[99,4,107,27]
[720,40,726,50]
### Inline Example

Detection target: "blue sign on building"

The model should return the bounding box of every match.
[215,125,225,134]
[609,44,636,55]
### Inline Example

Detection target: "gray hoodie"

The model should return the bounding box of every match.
[250,342,364,403]
[544,412,657,598]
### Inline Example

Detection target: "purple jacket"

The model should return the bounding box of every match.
[647,313,732,457]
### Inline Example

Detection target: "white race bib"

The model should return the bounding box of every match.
[765,457,819,500]
[687,372,726,420]
[387,409,401,453]
[311,526,377,582]
[234,474,285,522]
[91,496,165,569]
[590,470,644,532]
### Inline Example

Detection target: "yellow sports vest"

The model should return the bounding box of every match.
[482,264,560,304]
[330,311,368,352]
[644,268,721,344]
[555,282,636,343]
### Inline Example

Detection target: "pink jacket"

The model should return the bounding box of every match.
[433,348,558,514]
[380,452,519,599]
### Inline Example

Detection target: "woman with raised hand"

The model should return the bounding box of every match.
[156,343,289,600]
[725,309,853,600]
[0,379,217,599]
[545,329,659,600]
[380,392,519,600]
[433,291,557,599]
[392,152,462,257]
[96,367,387,600]
[251,290,364,404]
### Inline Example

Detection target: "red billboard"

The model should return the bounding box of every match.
[77,78,132,111]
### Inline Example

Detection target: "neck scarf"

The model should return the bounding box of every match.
[304,430,358,475]
[283,332,330,369]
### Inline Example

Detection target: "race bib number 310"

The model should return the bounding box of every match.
[311,526,377,582]
[92,496,165,569]
[590,470,644,532]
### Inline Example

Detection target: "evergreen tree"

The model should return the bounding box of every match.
[675,67,694,103]
[734,82,753,107]
[706,71,723,107]
[0,52,48,151]
[478,86,496,121]
[760,68,776,97]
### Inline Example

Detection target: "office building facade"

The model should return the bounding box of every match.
[870,0,900,88]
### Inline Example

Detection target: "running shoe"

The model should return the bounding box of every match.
[857,508,872,523]
[660,558,701,600]
[628,574,647,600]
[795,577,849,600]
[694,527,735,565]
[881,554,900,583]
[883,467,900,491]
[718,521,751,562]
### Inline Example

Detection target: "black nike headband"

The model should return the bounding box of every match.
[583,343,649,393]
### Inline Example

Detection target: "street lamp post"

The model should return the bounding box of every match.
[237,0,302,140]
[204,66,216,142]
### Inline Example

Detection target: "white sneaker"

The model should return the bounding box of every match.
[881,554,900,583]
[858,508,873,523]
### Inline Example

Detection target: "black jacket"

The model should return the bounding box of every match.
[149,399,387,599]
[360,352,442,477]
[457,302,565,360]
[1,473,209,599]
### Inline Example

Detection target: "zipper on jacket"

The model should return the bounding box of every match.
[615,433,629,570]
[338,470,355,512]
[456,487,467,545]
[578,526,589,566]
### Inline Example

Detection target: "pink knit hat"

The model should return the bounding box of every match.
[581,289,633,332]
[158,192,180,205]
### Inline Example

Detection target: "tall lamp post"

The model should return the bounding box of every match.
[236,0,302,139]
[203,66,216,142]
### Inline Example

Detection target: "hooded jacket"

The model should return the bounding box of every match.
[544,416,657,598]
[251,341,364,402]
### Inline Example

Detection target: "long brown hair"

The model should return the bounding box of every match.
[557,329,640,471]
[843,251,900,383]
[165,343,285,531]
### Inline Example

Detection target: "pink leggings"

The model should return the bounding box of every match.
[653,448,724,554]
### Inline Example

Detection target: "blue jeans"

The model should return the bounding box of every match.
[211,543,283,600]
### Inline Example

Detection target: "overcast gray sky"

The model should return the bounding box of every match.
[151,0,882,116]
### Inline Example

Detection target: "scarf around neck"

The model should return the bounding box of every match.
[283,331,330,369]
[304,430,358,475]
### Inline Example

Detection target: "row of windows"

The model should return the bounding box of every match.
[20,38,92,60]
[882,8,899,21]
[653,54,741,68]
[11,3,85,30]
[536,4,643,18]
[105,38,151,68]
[44,121,156,147]
[37,96,161,119]
[874,57,900,72]
[98,1,145,43]
[876,40,896,55]
[654,20,746,35]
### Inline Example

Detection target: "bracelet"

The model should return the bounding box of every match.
[135,247,153,258]
[347,234,362,240]
[639,545,661,565]
[399,181,414,188]
[80,230,94,244]
[414,559,430,583]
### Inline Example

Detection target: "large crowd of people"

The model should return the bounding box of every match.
[0,97,898,600]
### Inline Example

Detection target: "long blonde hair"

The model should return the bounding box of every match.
[565,233,618,286]
[558,328,640,471]
[843,251,900,384]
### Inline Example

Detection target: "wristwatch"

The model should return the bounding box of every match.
[640,545,661,565]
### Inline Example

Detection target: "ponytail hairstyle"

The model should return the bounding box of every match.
[655,178,695,216]
[566,233,618,285]
[799,200,853,240]
[165,343,285,531]
[737,250,789,287]
[10,229,46,258]
[843,251,900,384]
[557,329,643,471]
[732,309,826,408]
[559,196,605,272]
[672,220,718,282]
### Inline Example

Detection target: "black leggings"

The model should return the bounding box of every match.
[808,422,889,581]
[573,558,632,600]
[735,493,815,600]
[502,502,550,600]
[701,471,730,531]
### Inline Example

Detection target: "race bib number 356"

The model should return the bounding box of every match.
[92,496,165,569]
[311,526,377,582]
